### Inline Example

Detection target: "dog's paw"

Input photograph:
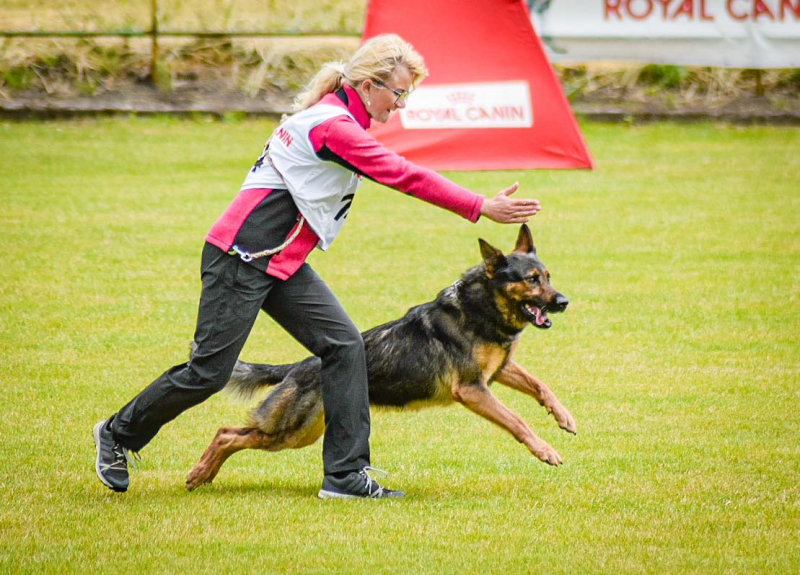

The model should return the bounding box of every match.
[185,467,212,491]
[531,441,563,466]
[547,403,578,435]
[554,407,577,435]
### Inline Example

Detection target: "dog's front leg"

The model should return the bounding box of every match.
[496,361,577,435]
[452,383,563,466]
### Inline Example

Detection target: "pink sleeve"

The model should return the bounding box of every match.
[309,116,484,222]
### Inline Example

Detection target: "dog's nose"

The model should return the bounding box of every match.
[555,294,569,311]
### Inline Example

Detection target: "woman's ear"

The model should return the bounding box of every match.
[359,79,373,108]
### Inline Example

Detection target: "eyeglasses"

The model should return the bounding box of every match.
[373,79,411,104]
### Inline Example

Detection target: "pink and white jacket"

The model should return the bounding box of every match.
[206,83,485,280]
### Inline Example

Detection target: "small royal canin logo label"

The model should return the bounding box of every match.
[400,81,533,130]
[446,91,475,105]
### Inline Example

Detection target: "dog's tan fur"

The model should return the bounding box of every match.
[186,225,576,490]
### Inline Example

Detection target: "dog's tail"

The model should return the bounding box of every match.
[225,360,295,399]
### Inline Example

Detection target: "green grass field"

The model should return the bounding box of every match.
[0,117,797,574]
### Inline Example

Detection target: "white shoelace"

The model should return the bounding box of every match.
[360,466,389,498]
[124,448,143,470]
[100,445,142,473]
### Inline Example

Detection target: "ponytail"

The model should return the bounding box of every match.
[293,35,427,112]
[293,61,346,111]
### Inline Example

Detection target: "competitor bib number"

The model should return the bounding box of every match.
[334,194,354,221]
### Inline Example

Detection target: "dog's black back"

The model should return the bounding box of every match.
[230,224,568,412]
[186,225,575,490]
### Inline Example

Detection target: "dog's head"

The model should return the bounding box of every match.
[479,224,568,330]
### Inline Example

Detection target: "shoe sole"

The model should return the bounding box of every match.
[93,421,127,493]
[318,489,361,500]
[318,489,405,500]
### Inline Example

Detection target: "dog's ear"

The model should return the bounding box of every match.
[479,238,507,279]
[514,224,536,254]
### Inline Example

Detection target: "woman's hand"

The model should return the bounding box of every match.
[479,183,541,224]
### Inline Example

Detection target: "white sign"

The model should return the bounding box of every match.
[530,0,800,67]
[400,81,533,130]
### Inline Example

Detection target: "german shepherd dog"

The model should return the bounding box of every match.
[186,224,576,490]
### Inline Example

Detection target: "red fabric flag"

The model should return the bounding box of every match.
[363,0,594,170]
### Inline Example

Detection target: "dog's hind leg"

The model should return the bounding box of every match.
[186,378,325,491]
[452,382,563,466]
[495,361,577,434]
[186,426,274,490]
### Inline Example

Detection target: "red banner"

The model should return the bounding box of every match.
[363,0,594,171]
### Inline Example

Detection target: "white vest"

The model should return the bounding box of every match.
[240,105,363,251]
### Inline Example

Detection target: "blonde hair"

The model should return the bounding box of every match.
[293,34,428,111]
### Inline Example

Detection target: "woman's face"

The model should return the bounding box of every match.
[363,66,413,124]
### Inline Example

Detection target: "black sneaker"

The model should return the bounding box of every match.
[93,419,132,493]
[318,467,405,499]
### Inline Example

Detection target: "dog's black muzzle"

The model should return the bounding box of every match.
[523,292,569,330]
[553,293,569,313]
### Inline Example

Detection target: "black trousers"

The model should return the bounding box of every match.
[110,243,371,475]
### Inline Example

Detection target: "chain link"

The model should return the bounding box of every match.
[228,215,305,262]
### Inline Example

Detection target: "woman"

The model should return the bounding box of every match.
[94,34,541,499]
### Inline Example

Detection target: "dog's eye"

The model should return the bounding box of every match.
[497,270,523,283]
[526,276,539,285]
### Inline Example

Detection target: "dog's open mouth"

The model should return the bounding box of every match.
[522,303,551,329]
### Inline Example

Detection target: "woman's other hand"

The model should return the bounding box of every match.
[479,183,541,224]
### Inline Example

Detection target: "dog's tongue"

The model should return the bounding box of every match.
[534,307,549,326]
